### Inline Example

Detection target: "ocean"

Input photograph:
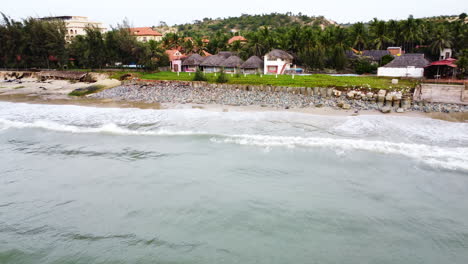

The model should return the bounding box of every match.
[0,101,467,264]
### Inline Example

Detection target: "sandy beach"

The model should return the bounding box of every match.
[1,78,467,122]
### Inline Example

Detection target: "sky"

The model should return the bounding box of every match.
[1,0,466,28]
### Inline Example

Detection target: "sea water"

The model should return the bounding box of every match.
[0,101,467,264]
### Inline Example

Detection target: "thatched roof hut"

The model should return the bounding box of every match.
[362,50,391,61]
[222,56,244,68]
[182,54,205,66]
[381,54,429,68]
[241,56,264,69]
[217,51,235,59]
[200,54,227,67]
[265,49,293,60]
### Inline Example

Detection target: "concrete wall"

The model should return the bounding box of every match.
[264,57,291,75]
[377,67,424,78]
[414,83,468,105]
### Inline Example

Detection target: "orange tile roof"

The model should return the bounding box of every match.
[129,27,162,36]
[165,49,186,61]
[228,36,247,44]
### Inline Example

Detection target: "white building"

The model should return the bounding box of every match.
[440,48,452,60]
[264,49,293,75]
[377,54,429,78]
[40,16,106,42]
[129,27,163,42]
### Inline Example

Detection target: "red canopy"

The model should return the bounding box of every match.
[426,58,457,68]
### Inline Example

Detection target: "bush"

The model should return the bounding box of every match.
[216,68,229,83]
[380,55,394,66]
[193,68,207,81]
[354,58,377,74]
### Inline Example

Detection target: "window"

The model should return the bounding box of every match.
[267,66,278,73]
[70,29,73,34]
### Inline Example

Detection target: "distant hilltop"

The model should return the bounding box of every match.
[155,13,338,36]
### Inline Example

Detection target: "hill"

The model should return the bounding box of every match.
[155,13,337,37]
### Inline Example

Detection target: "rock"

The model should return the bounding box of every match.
[396,108,404,113]
[392,79,399,84]
[347,91,355,99]
[380,107,391,113]
[315,103,324,108]
[342,103,351,110]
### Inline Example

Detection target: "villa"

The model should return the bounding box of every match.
[264,49,293,75]
[165,50,186,72]
[129,27,163,42]
[39,16,106,43]
[377,54,430,78]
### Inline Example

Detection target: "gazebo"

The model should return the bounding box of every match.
[424,58,458,79]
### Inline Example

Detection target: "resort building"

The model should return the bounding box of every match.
[40,16,106,42]
[241,56,264,74]
[181,54,206,72]
[222,56,244,73]
[377,54,429,78]
[129,27,163,42]
[165,50,186,72]
[200,52,234,73]
[387,47,403,56]
[264,49,293,75]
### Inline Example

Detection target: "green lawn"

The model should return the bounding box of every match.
[137,72,417,90]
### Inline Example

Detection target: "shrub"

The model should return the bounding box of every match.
[216,68,229,83]
[380,55,394,66]
[193,68,207,81]
[354,58,377,74]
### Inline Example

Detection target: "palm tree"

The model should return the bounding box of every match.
[369,18,393,49]
[349,22,368,51]
[430,25,453,55]
[400,15,423,52]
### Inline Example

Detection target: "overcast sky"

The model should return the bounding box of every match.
[1,0,466,28]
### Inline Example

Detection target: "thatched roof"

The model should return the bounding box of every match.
[382,54,430,68]
[182,54,205,66]
[241,56,264,69]
[222,56,244,68]
[362,50,391,61]
[218,51,235,59]
[266,49,293,60]
[200,54,227,67]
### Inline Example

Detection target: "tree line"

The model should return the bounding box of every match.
[1,13,467,74]
[0,15,169,70]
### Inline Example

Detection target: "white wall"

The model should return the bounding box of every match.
[377,67,424,78]
[263,57,291,75]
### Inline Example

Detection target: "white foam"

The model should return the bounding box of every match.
[211,134,468,171]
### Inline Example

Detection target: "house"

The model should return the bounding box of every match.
[440,48,452,60]
[377,54,430,78]
[165,50,186,72]
[181,54,206,72]
[241,56,264,74]
[228,36,247,45]
[387,47,403,56]
[264,49,293,75]
[129,27,163,42]
[221,56,244,73]
[200,52,234,73]
[39,16,106,43]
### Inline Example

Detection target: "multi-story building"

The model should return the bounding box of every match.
[129,27,163,42]
[40,16,106,42]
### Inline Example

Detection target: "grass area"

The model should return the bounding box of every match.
[138,72,418,90]
[69,85,106,96]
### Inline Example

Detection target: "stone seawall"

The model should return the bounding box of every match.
[128,79,415,112]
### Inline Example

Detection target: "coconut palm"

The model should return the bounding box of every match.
[430,25,453,54]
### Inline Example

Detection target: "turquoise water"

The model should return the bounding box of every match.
[0,101,467,264]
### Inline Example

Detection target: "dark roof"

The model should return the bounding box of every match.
[345,50,359,59]
[222,56,244,68]
[266,49,293,60]
[218,51,235,59]
[381,54,430,68]
[362,50,391,61]
[241,56,264,69]
[200,54,227,67]
[182,54,205,66]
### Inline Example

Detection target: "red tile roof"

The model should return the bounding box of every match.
[129,27,162,36]
[165,49,186,61]
[228,36,247,44]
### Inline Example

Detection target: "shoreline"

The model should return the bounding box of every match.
[0,78,467,122]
